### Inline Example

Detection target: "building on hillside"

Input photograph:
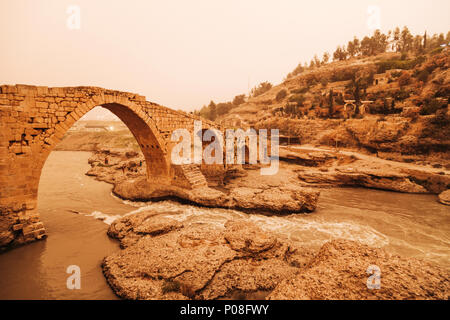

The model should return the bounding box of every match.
[374,74,388,85]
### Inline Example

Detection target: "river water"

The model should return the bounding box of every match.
[0,151,448,299]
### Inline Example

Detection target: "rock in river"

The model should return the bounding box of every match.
[438,189,450,206]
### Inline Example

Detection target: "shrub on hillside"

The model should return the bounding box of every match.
[375,56,425,73]
[434,87,450,99]
[288,94,306,106]
[232,94,246,105]
[291,87,309,94]
[260,99,273,105]
[431,108,450,128]
[251,81,273,97]
[392,88,411,101]
[398,72,411,86]
[216,102,234,116]
[275,89,288,102]
[415,69,430,83]
[401,107,420,120]
[304,74,319,86]
[330,67,357,82]
[420,98,443,115]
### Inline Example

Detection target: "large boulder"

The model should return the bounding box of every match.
[438,189,450,205]
[112,176,320,214]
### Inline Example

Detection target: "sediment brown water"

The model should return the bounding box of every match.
[0,151,448,299]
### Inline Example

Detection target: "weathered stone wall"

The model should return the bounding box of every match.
[0,84,217,250]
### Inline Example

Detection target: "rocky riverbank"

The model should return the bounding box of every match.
[439,189,450,205]
[86,149,320,214]
[102,209,450,300]
[86,146,450,211]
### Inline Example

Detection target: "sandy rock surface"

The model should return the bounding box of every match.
[103,211,450,300]
[103,213,314,300]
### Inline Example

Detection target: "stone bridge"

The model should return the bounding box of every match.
[0,84,218,250]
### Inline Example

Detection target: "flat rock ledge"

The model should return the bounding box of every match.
[295,160,450,194]
[112,177,320,214]
[102,211,450,300]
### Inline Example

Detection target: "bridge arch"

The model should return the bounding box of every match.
[44,100,169,179]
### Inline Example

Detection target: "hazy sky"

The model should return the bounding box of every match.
[1,0,449,112]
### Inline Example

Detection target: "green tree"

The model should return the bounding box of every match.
[251,81,273,97]
[199,105,210,119]
[347,37,360,57]
[393,27,401,52]
[288,94,306,107]
[437,33,446,46]
[313,54,321,66]
[232,94,246,105]
[328,89,334,115]
[333,46,347,61]
[400,26,413,52]
[423,31,427,50]
[216,102,233,116]
[208,100,217,120]
[360,36,373,56]
[322,52,330,64]
[288,63,305,78]
[413,35,423,53]
[372,30,388,54]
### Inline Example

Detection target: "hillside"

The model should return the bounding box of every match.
[211,50,450,166]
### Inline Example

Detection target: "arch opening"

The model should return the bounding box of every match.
[100,103,168,178]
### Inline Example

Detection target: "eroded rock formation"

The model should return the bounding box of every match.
[102,211,450,300]
[281,147,450,194]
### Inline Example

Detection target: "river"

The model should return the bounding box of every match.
[0,151,448,299]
